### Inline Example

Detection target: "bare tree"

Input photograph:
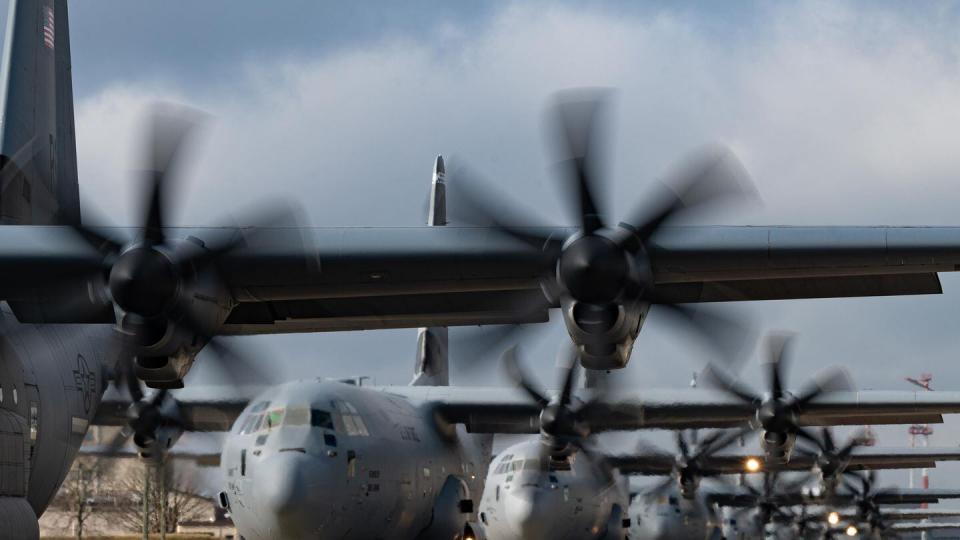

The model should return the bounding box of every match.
[113,461,210,534]
[49,457,102,538]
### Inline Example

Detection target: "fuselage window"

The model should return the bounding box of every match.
[324,433,337,447]
[12,387,17,405]
[311,409,334,429]
[284,407,310,426]
[495,485,500,501]
[240,449,247,476]
[29,403,38,440]
[0,384,3,403]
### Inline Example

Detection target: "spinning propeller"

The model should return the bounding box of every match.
[793,427,869,489]
[59,105,305,388]
[843,471,889,534]
[645,428,754,499]
[457,89,758,368]
[701,333,853,459]
[501,345,613,482]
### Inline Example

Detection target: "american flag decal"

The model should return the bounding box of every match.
[42,6,55,50]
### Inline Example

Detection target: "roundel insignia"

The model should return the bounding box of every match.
[72,354,96,413]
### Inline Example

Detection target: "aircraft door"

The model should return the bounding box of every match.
[0,409,27,496]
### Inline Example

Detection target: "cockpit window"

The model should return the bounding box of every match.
[334,401,369,436]
[266,409,285,429]
[250,401,270,413]
[311,409,334,429]
[238,413,263,435]
[284,407,310,426]
[236,415,253,434]
[522,459,539,471]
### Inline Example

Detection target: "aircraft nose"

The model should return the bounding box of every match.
[505,490,552,540]
[261,453,307,513]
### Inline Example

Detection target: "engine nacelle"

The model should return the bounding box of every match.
[559,298,649,370]
[130,238,235,388]
[134,425,183,461]
[678,470,701,499]
[760,431,796,465]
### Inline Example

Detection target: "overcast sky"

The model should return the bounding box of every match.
[9,0,960,489]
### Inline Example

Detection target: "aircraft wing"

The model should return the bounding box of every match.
[0,225,957,330]
[92,386,255,432]
[871,488,960,505]
[397,387,960,433]
[608,447,960,476]
[890,522,960,532]
[708,488,960,508]
[80,442,221,466]
[840,509,960,521]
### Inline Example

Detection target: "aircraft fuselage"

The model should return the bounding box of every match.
[220,379,490,540]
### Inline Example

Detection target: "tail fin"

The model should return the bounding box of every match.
[0,0,80,225]
[412,156,449,386]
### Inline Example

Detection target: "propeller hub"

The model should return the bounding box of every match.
[558,234,628,303]
[109,247,179,317]
[540,403,579,439]
[757,399,798,433]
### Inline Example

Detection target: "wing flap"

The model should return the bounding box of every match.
[655,273,941,303]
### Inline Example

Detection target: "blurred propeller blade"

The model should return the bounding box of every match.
[549,89,611,235]
[700,364,759,404]
[141,105,202,245]
[795,366,854,407]
[502,346,551,407]
[619,145,758,246]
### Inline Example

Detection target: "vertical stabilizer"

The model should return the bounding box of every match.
[0,0,80,225]
[412,156,449,386]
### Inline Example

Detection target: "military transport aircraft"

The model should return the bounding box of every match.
[89,343,960,540]
[473,355,960,540]
[85,166,960,540]
[13,0,960,538]
[712,467,960,540]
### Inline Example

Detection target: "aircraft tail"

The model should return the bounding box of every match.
[411,156,449,386]
[0,0,80,225]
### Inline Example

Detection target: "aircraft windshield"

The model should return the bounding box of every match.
[266,409,285,429]
[284,407,310,426]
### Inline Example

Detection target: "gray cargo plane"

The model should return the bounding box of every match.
[474,391,960,540]
[93,357,960,540]
[12,0,960,538]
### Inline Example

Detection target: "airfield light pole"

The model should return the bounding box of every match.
[905,374,934,511]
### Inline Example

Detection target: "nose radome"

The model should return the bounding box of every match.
[261,454,307,514]
[505,490,553,540]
